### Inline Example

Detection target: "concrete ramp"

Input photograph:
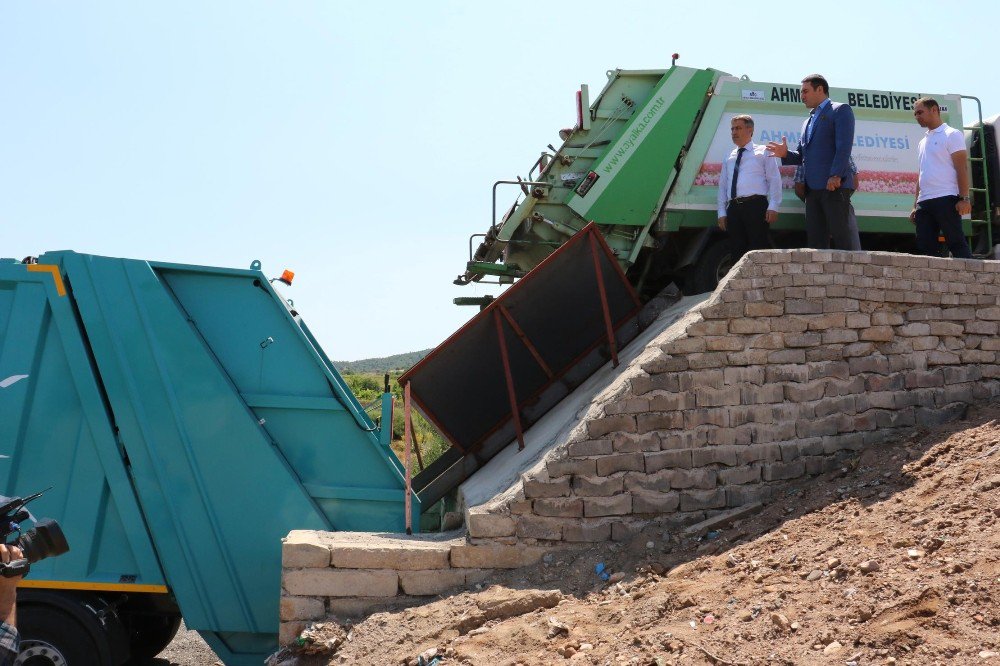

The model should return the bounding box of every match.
[459,294,710,513]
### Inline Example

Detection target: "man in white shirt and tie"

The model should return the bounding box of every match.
[717,114,783,260]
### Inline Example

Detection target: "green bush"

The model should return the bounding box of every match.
[343,372,450,469]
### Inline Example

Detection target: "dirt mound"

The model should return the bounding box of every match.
[280,402,1000,665]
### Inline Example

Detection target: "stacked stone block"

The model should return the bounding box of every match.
[279,530,546,645]
[469,250,1000,543]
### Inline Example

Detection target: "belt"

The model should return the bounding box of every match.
[728,195,767,205]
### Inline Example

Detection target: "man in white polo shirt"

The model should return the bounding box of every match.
[909,97,973,258]
[717,114,782,261]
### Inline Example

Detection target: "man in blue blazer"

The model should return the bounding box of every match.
[767,74,860,250]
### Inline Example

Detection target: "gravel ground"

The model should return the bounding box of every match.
[155,623,222,665]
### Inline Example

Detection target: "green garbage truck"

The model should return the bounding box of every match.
[455,63,1000,299]
[0,252,416,664]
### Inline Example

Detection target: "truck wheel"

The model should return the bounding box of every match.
[689,240,734,294]
[18,591,130,666]
[16,605,102,665]
[125,613,181,662]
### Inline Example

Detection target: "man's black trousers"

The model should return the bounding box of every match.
[914,195,973,259]
[726,195,771,258]
[804,187,854,250]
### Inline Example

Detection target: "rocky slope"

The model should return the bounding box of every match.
[274,400,1000,665]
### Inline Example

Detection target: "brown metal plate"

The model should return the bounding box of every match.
[399,223,642,454]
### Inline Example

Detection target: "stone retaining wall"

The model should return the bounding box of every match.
[281,250,1000,645]
[468,250,1000,543]
[279,531,548,644]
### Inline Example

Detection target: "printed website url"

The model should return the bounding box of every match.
[601,96,666,175]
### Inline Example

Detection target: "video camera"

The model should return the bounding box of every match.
[0,489,69,578]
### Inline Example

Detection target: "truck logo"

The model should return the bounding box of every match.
[742,89,766,101]
[0,375,28,389]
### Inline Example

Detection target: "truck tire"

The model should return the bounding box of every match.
[17,591,129,666]
[124,613,181,662]
[689,239,733,294]
[16,605,102,665]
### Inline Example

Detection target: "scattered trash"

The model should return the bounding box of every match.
[546,616,570,638]
[595,562,610,581]
[703,613,715,624]
[417,648,441,665]
[706,530,721,540]
[294,622,347,655]
[689,620,697,629]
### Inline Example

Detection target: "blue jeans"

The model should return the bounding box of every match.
[914,195,973,259]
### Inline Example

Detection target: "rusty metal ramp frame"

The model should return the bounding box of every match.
[400,223,642,509]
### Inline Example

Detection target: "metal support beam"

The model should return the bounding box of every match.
[498,305,554,379]
[589,233,620,368]
[493,309,525,450]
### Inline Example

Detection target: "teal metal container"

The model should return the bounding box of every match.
[0,251,416,663]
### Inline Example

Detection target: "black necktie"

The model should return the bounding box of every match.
[730,147,746,199]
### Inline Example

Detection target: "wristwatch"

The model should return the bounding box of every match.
[960,196,970,201]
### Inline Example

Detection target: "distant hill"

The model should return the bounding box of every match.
[334,349,433,374]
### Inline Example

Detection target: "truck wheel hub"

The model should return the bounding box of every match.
[15,641,67,665]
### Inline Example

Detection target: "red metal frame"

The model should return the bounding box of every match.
[589,232,619,368]
[399,223,643,455]
[402,302,640,457]
[494,310,525,450]
[499,304,554,379]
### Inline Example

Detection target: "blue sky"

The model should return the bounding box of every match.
[3,1,998,360]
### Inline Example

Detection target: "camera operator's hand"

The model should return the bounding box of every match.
[0,544,23,627]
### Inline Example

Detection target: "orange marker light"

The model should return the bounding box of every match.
[279,269,295,286]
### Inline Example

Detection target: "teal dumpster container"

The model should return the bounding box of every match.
[0,251,416,664]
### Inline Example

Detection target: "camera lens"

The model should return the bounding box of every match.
[17,519,69,564]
